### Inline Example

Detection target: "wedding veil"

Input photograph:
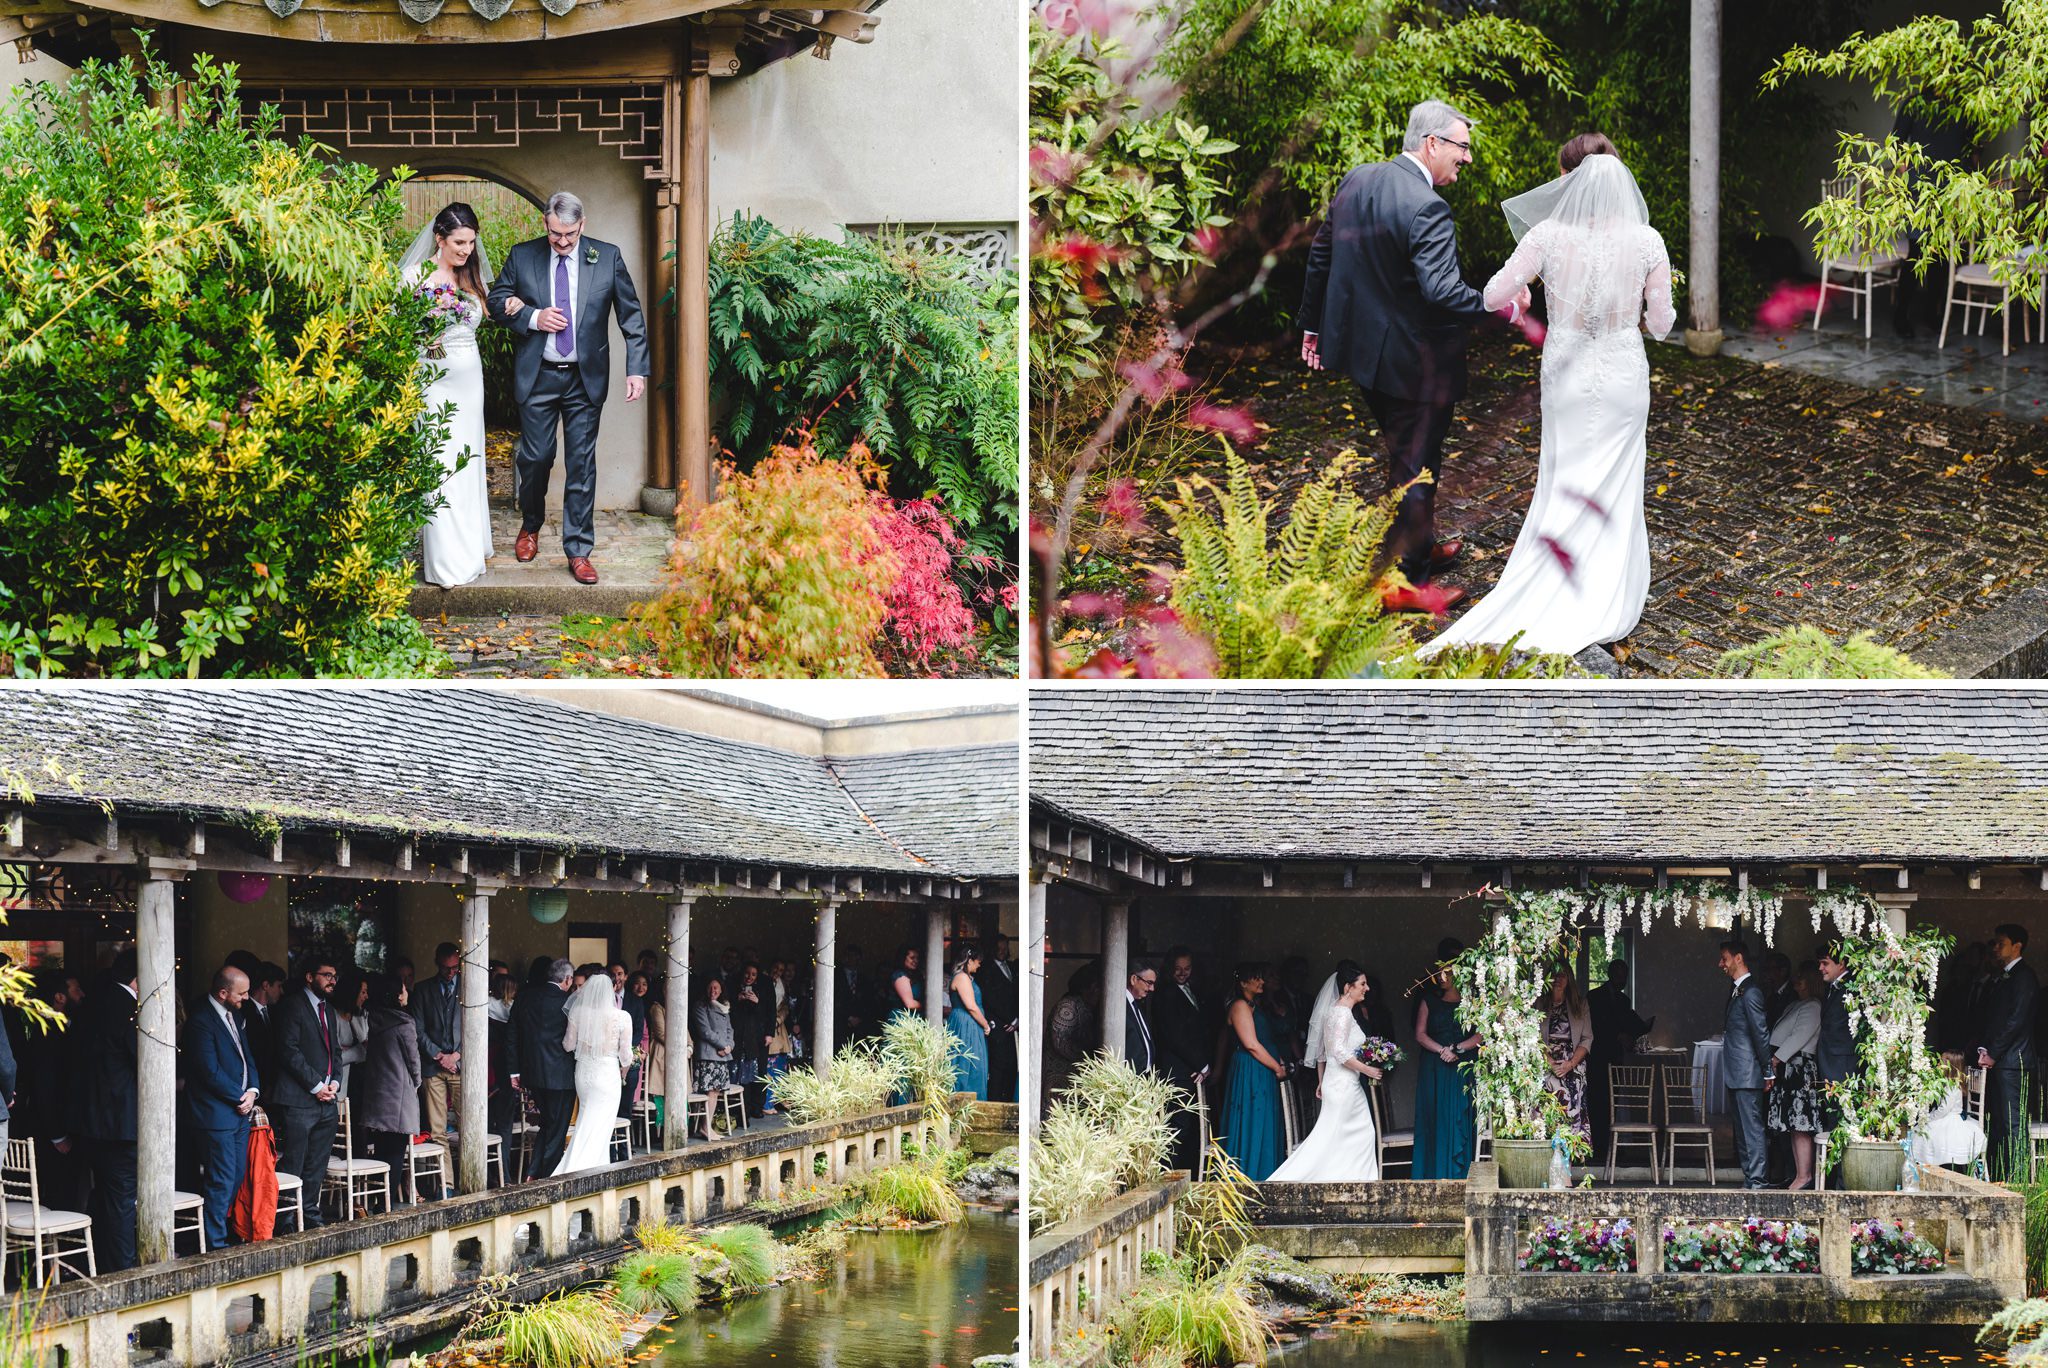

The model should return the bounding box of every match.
[565,974,618,1058]
[1501,153,1649,243]
[397,214,494,287]
[1301,972,1343,1068]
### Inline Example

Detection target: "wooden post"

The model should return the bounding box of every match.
[1024,878,1046,1134]
[1101,899,1130,1061]
[663,896,694,1152]
[135,869,179,1265]
[643,57,684,514]
[813,898,839,1080]
[924,904,946,1025]
[1687,0,1723,356]
[458,884,492,1195]
[677,55,713,512]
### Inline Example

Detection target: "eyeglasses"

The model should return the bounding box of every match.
[1430,133,1472,153]
[1136,975,1158,987]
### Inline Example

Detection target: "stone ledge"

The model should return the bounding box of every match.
[1915,585,2048,678]
[1027,1173,1190,1286]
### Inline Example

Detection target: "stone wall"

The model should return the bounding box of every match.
[1027,1173,1188,1359]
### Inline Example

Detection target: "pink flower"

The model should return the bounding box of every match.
[1187,402,1258,446]
[1030,143,1079,188]
[1118,356,1192,404]
[1038,0,1080,34]
[1099,477,1146,533]
[1757,281,1824,333]
[1188,225,1224,260]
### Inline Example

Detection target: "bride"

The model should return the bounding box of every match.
[1424,144,1675,659]
[554,972,634,1176]
[400,202,495,588]
[1269,960,1383,1183]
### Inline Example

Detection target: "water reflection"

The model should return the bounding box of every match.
[1274,1320,2003,1367]
[647,1209,1017,1368]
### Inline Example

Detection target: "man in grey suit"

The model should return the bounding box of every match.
[1719,940,1771,1189]
[487,190,650,587]
[1299,99,1529,611]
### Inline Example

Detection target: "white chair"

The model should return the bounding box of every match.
[1812,176,1907,339]
[610,1117,633,1164]
[2029,1121,2048,1183]
[1277,1074,1300,1155]
[631,1068,661,1151]
[1192,1092,1213,1181]
[1940,245,2044,356]
[274,1170,306,1233]
[1367,1079,1414,1178]
[1963,1068,1988,1123]
[2,1137,94,1286]
[324,1100,392,1220]
[405,1137,449,1204]
[718,1085,748,1135]
[171,1189,208,1253]
[1662,1064,1716,1186]
[1607,1065,1661,1184]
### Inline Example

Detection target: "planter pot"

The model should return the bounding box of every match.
[1495,1138,1554,1189]
[1839,1140,1906,1192]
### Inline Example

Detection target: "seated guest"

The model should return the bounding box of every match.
[186,966,260,1249]
[1912,1052,1987,1171]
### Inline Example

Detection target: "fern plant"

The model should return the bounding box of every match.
[1716,624,1949,679]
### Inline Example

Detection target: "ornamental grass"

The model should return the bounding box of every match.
[851,1161,967,1226]
[1111,1252,1269,1367]
[609,1250,700,1316]
[767,1040,902,1123]
[698,1223,778,1290]
[480,1291,627,1368]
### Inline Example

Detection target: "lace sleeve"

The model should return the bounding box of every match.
[1642,228,1676,341]
[1320,1011,1353,1072]
[1483,221,1548,313]
[614,1013,633,1070]
[561,1012,580,1054]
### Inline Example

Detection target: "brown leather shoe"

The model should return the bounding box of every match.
[1431,539,1464,568]
[1381,583,1467,615]
[514,529,539,563]
[568,556,598,585]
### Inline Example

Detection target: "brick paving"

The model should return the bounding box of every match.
[1129,324,2048,676]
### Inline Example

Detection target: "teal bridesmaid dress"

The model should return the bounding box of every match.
[1413,991,1478,1179]
[947,979,989,1100]
[1219,1001,1285,1181]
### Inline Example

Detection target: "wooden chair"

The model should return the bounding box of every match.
[2029,1121,2048,1183]
[609,1116,633,1164]
[1662,1063,1716,1186]
[631,1066,661,1152]
[405,1137,449,1204]
[1367,1079,1414,1178]
[1812,176,1907,339]
[171,1188,209,1253]
[324,1099,392,1220]
[1192,1092,1212,1181]
[1,1137,94,1286]
[1606,1065,1661,1184]
[684,1092,716,1141]
[447,1132,507,1189]
[718,1085,748,1135]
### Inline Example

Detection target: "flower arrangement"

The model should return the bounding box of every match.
[1662,1219,1819,1274]
[1828,926,1954,1155]
[413,280,472,361]
[1517,1216,1636,1273]
[1355,1036,1405,1071]
[1850,1218,1946,1275]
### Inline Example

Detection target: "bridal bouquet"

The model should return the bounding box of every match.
[413,281,470,360]
[1355,1036,1405,1072]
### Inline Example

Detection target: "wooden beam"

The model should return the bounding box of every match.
[398,839,414,872]
[56,0,757,46]
[4,809,22,850]
[677,53,712,512]
[185,821,206,858]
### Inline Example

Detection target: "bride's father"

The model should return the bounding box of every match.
[488,191,650,586]
[1298,100,1526,612]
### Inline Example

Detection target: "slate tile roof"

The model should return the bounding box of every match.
[0,688,1014,881]
[1030,688,2048,864]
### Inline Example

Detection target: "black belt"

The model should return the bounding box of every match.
[543,359,578,370]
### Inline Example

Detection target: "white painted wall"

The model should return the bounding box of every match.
[709,0,1021,239]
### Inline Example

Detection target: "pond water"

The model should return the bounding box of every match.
[640,1208,1018,1367]
[1275,1321,2006,1368]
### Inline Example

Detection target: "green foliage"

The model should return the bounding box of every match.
[1031,1050,1187,1233]
[478,1291,627,1368]
[768,1039,904,1123]
[610,1250,700,1316]
[707,213,1017,557]
[1828,925,1955,1150]
[1715,624,1948,679]
[1176,1142,1261,1280]
[850,1161,967,1226]
[1110,1250,1270,1367]
[1028,1099,1128,1232]
[0,48,451,678]
[632,1220,696,1257]
[880,1011,970,1112]
[697,1222,778,1290]
[1029,25,1236,388]
[1983,1296,2048,1361]
[0,1285,49,1368]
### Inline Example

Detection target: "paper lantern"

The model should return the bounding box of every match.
[529,889,569,924]
[217,871,272,904]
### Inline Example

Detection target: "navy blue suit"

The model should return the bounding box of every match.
[186,1001,258,1247]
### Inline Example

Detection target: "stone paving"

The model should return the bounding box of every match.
[1729,309,2048,420]
[1125,322,2048,676]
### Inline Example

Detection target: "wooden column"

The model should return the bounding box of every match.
[924,904,947,1025]
[1100,899,1130,1062]
[458,884,492,1196]
[643,60,683,514]
[813,898,840,1079]
[1687,0,1724,356]
[662,896,694,1152]
[1024,878,1046,1134]
[677,59,713,512]
[135,867,179,1265]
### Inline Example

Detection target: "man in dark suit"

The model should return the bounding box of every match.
[67,950,140,1269]
[187,966,261,1249]
[982,936,1020,1104]
[1299,98,1529,609]
[1586,959,1652,1160]
[1757,950,1796,1184]
[1151,948,1209,1170]
[1816,942,1860,1088]
[1974,923,2040,1180]
[271,954,344,1228]
[1719,941,1771,1189]
[510,958,577,1179]
[1122,960,1158,1073]
[243,961,287,1104]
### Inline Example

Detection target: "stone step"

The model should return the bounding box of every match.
[1251,1179,1467,1225]
[410,505,674,618]
[1258,1221,1466,1274]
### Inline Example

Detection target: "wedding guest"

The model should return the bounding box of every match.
[617,966,648,1121]
[1414,939,1481,1180]
[245,961,287,1103]
[1044,962,1101,1108]
[690,977,736,1141]
[413,943,464,1147]
[1912,1053,1988,1172]
[1354,971,1396,1042]
[66,951,139,1266]
[1816,941,1859,1089]
[1765,962,1824,1190]
[1218,962,1287,1181]
[1759,949,1796,1185]
[946,945,992,1100]
[333,970,371,1101]
[761,962,792,1114]
[1720,940,1771,1189]
[509,959,576,1178]
[1535,964,1592,1143]
[1974,923,2039,1180]
[836,942,869,1044]
[1153,946,1211,1171]
[1122,960,1158,1073]
[357,974,426,1198]
[983,934,1021,1104]
[486,974,519,1158]
[186,966,259,1250]
[885,945,922,1024]
[273,953,345,1227]
[394,957,416,995]
[1586,959,1652,1158]
[645,982,670,1132]
[729,962,771,1115]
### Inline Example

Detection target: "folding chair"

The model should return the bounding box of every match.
[1607,1065,1661,1184]
[324,1099,392,1219]
[1,1137,94,1286]
[1368,1079,1414,1177]
[1662,1064,1716,1186]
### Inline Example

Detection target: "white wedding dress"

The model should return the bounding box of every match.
[1424,155,1676,658]
[1269,1009,1380,1183]
[555,985,633,1177]
[415,279,493,588]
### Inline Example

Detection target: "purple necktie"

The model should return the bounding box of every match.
[553,252,575,361]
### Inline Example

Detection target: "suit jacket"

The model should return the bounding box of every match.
[242,1000,280,1102]
[834,967,866,1038]
[1817,975,1858,1084]
[1298,156,1494,404]
[982,961,1019,1033]
[413,975,462,1075]
[510,982,576,1093]
[1151,983,1206,1087]
[1977,958,2041,1074]
[1722,974,1771,1091]
[487,236,650,405]
[69,980,139,1141]
[271,989,341,1112]
[1122,995,1156,1073]
[185,1000,258,1132]
[1587,983,1651,1063]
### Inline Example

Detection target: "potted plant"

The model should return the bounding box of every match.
[1827,926,1954,1192]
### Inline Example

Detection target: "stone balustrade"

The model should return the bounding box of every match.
[1025,1173,1189,1360]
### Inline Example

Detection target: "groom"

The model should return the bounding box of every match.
[488,191,650,586]
[1298,99,1527,613]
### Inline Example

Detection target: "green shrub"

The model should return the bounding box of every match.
[852,1162,967,1226]
[633,1219,694,1257]
[480,1291,626,1368]
[0,48,450,678]
[880,1011,969,1109]
[1715,624,1948,679]
[708,213,1017,560]
[1028,1101,1126,1233]
[768,1039,904,1123]
[610,1250,700,1316]
[1111,1252,1269,1367]
[1065,1053,1185,1188]
[697,1223,777,1290]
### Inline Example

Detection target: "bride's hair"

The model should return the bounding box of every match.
[1333,958,1368,995]
[433,201,488,304]
[1558,132,1619,174]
